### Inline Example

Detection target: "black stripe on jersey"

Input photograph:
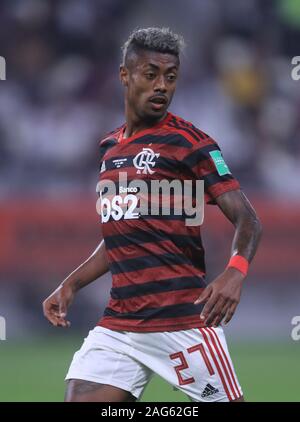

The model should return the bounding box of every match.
[100,125,124,142]
[169,117,210,139]
[170,116,179,126]
[103,214,193,225]
[99,154,133,172]
[98,154,180,174]
[110,252,190,275]
[182,144,220,169]
[111,275,206,300]
[204,172,235,188]
[99,138,118,164]
[103,302,204,319]
[140,213,198,221]
[99,178,187,195]
[191,126,210,141]
[167,121,208,141]
[104,231,203,251]
[133,133,193,148]
[169,118,194,131]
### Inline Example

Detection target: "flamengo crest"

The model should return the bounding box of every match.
[133,148,160,175]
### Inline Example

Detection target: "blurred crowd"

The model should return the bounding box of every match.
[1,0,300,198]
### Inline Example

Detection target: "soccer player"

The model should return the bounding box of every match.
[43,28,262,402]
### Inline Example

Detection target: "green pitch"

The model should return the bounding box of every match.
[0,338,299,402]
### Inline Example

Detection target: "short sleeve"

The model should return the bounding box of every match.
[98,137,118,171]
[182,137,240,205]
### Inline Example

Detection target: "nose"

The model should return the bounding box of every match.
[154,75,167,93]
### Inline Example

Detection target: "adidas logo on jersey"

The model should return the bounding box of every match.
[201,383,219,398]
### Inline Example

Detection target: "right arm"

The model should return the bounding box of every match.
[42,240,109,327]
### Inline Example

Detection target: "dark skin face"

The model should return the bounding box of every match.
[120,50,179,138]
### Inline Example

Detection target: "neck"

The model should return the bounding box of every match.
[124,102,167,138]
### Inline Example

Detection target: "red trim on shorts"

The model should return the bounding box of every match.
[209,327,241,398]
[199,328,232,401]
[204,328,238,400]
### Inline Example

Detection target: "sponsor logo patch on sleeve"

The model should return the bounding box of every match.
[209,150,231,176]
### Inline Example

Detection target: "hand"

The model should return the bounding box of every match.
[194,267,244,327]
[42,283,75,328]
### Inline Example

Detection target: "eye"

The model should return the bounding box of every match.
[167,74,177,82]
[145,72,156,80]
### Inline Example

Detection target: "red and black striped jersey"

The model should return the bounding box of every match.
[97,112,240,332]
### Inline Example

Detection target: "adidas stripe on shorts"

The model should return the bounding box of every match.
[65,325,243,402]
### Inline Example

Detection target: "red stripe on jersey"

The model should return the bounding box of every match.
[163,126,199,146]
[107,239,184,263]
[209,327,241,398]
[103,138,192,159]
[108,287,203,313]
[168,115,210,140]
[99,165,186,185]
[206,180,240,201]
[99,127,123,145]
[101,219,139,237]
[118,113,173,144]
[111,263,204,288]
[192,157,218,176]
[204,328,238,400]
[98,314,207,332]
[103,218,201,238]
[199,328,233,401]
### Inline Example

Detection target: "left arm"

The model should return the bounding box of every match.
[194,189,262,326]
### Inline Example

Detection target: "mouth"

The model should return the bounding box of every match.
[149,96,168,111]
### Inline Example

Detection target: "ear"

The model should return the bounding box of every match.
[119,65,129,87]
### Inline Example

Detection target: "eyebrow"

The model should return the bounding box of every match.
[144,63,178,71]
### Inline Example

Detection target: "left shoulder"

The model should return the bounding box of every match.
[165,113,216,148]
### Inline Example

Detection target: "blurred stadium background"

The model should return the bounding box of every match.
[0,0,300,402]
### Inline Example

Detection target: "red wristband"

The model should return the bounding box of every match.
[227,255,249,277]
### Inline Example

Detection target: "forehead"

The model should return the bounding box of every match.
[132,50,179,70]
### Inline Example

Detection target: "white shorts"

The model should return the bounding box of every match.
[65,326,243,402]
